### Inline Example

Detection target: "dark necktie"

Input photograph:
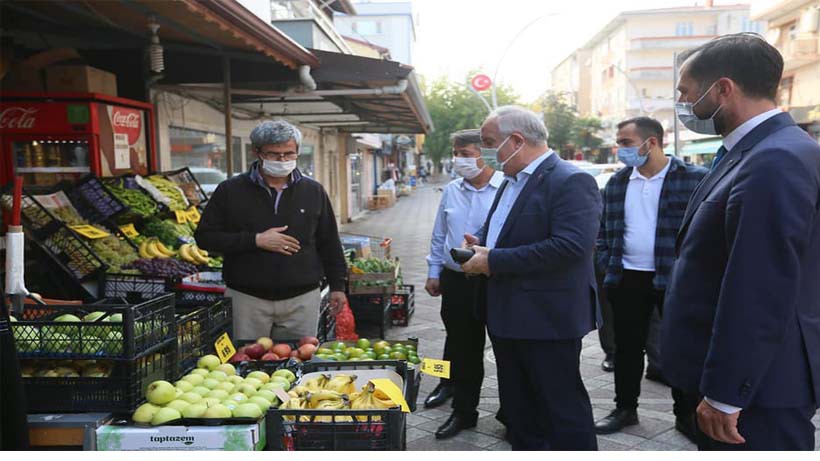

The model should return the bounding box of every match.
[711,146,728,170]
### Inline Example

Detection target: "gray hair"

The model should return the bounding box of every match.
[250,119,302,152]
[449,129,482,147]
[488,105,549,145]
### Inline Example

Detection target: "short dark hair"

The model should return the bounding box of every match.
[617,117,664,144]
[680,33,783,100]
[449,129,482,147]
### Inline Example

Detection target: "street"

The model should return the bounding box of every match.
[342,176,820,451]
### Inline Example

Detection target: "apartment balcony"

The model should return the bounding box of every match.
[629,35,716,51]
[627,97,674,114]
[780,34,820,72]
[271,0,353,54]
[628,67,674,80]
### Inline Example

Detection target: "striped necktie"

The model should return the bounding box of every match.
[711,146,728,170]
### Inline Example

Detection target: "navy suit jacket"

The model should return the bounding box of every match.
[476,154,602,340]
[662,112,820,409]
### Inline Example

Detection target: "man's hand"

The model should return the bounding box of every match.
[255,226,301,256]
[696,399,745,445]
[425,278,441,297]
[328,291,347,316]
[461,245,490,276]
[462,233,480,249]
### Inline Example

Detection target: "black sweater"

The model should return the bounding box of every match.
[194,168,347,300]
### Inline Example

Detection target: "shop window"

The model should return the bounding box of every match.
[676,22,694,36]
[298,144,315,177]
[779,76,794,108]
[169,126,229,174]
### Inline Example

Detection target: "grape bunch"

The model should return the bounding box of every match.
[124,258,198,278]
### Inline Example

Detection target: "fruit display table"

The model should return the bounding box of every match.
[28,413,112,450]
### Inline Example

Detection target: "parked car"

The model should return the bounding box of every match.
[189,167,228,197]
[574,162,624,191]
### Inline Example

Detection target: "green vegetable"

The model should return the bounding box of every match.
[105,180,158,217]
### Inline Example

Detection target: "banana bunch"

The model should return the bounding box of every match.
[307,391,352,422]
[304,374,331,393]
[138,238,176,259]
[290,385,310,398]
[325,374,357,395]
[178,243,211,265]
[349,382,396,421]
[280,396,310,422]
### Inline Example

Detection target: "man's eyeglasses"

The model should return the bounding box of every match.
[259,151,298,161]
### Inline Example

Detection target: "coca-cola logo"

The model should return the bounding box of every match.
[111,107,142,144]
[0,107,38,130]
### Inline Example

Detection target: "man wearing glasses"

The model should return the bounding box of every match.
[196,120,347,342]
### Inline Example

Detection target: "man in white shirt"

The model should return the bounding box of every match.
[425,129,504,439]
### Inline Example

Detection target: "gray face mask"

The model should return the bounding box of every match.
[675,81,723,135]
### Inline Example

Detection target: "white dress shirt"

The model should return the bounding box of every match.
[485,150,554,249]
[622,158,671,272]
[705,107,782,415]
[426,171,505,278]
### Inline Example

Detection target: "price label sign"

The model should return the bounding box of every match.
[185,206,201,224]
[119,223,139,239]
[214,332,236,364]
[68,224,110,239]
[420,358,451,379]
[174,209,187,224]
[370,379,410,413]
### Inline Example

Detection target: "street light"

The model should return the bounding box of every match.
[490,12,561,109]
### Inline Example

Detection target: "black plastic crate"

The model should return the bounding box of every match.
[20,341,177,414]
[66,175,127,223]
[38,225,108,283]
[102,175,167,222]
[12,294,176,360]
[348,294,391,339]
[318,291,336,343]
[1,191,61,237]
[266,360,410,451]
[162,167,209,206]
[176,305,210,376]
[101,273,168,304]
[389,285,415,327]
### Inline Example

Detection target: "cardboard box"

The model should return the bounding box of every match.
[95,420,265,451]
[47,65,117,96]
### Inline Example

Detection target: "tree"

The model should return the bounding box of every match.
[534,91,577,158]
[422,72,520,164]
[572,116,604,150]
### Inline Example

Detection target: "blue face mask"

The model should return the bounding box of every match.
[617,138,651,168]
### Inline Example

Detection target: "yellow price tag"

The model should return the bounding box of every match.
[174,210,187,224]
[369,379,410,413]
[420,358,451,379]
[68,224,111,239]
[214,332,236,364]
[185,206,201,224]
[119,223,139,239]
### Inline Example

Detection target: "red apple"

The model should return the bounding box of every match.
[298,343,317,360]
[236,346,247,354]
[272,343,292,358]
[229,353,251,363]
[289,350,299,358]
[256,337,274,351]
[261,352,280,361]
[299,336,320,347]
[245,343,266,360]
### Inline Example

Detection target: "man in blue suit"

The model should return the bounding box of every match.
[662,33,820,450]
[461,105,602,450]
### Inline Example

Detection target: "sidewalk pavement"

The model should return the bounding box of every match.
[341,176,820,451]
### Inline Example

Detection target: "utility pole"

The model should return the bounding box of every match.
[673,51,680,156]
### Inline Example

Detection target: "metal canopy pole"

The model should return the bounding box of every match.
[673,52,680,157]
[223,56,233,177]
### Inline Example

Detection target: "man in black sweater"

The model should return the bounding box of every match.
[195,120,347,341]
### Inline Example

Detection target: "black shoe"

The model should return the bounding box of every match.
[595,408,639,434]
[675,415,698,444]
[601,354,615,372]
[424,382,454,408]
[435,413,477,439]
[645,369,669,385]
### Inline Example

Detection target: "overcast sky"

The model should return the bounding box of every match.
[405,0,768,102]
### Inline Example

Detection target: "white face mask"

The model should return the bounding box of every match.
[453,157,484,179]
[262,159,296,177]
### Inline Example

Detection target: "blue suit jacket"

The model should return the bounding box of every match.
[476,154,602,340]
[662,112,820,409]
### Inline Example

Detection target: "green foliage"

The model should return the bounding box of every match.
[422,71,520,163]
[535,92,604,157]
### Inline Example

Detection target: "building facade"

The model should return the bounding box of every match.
[333,1,416,65]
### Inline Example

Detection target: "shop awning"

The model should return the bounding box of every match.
[664,138,723,156]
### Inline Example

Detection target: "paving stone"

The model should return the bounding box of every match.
[621,417,674,439]
[407,435,485,451]
[596,438,633,451]
[653,428,697,449]
[406,427,432,443]
[634,439,686,451]
[407,413,433,427]
[473,414,507,438]
[452,429,503,448]
[598,430,649,447]
[487,441,512,451]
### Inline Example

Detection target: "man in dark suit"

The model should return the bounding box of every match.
[662,33,820,450]
[461,105,602,450]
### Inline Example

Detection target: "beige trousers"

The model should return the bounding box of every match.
[226,287,321,341]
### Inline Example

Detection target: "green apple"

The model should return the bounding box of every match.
[175,380,194,393]
[165,400,191,413]
[261,381,289,392]
[228,392,248,402]
[179,392,203,404]
[207,370,228,382]
[13,325,39,352]
[228,375,244,385]
[247,396,271,412]
[236,384,257,396]
[106,313,123,323]
[215,363,236,376]
[201,397,221,407]
[232,403,262,419]
[175,388,184,399]
[243,377,263,390]
[197,355,221,371]
[246,371,270,384]
[272,369,296,383]
[203,404,232,419]
[270,376,291,388]
[357,338,371,350]
[221,400,239,412]
[41,332,72,353]
[150,407,182,426]
[190,368,209,377]
[83,311,107,323]
[103,331,123,354]
[214,382,235,393]
[182,374,205,386]
[145,380,176,405]
[190,386,211,397]
[205,389,229,401]
[254,389,278,404]
[202,378,220,390]
[182,403,207,418]
[132,403,161,424]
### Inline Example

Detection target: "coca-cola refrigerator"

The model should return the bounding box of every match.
[0,92,157,188]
